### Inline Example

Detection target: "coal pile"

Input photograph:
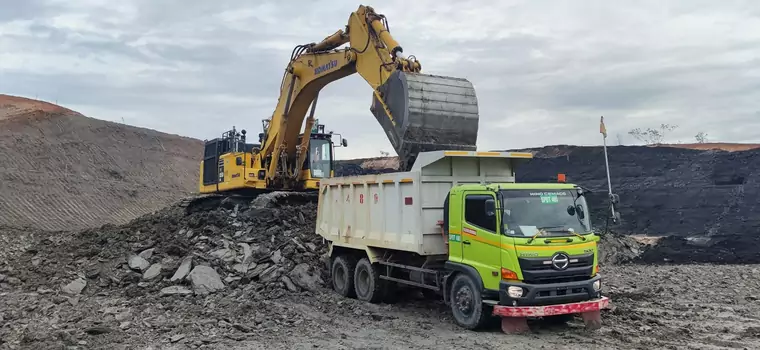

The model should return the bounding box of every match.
[335,157,399,176]
[513,145,760,264]
[514,145,760,237]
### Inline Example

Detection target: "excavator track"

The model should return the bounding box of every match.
[371,71,479,170]
[181,190,319,215]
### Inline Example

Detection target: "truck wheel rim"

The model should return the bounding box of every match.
[455,286,474,315]
[357,268,370,295]
[335,266,346,289]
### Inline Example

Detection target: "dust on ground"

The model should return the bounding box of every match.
[2,197,759,349]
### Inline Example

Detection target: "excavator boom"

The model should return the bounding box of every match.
[260,4,480,177]
[199,4,480,196]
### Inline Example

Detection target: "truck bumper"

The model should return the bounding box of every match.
[498,274,602,306]
[493,296,610,318]
[493,296,610,333]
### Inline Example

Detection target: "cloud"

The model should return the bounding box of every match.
[1,0,759,160]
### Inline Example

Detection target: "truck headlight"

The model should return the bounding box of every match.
[592,280,601,291]
[507,286,524,298]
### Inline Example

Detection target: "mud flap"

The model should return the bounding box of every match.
[370,71,479,170]
[501,317,530,334]
[581,310,602,330]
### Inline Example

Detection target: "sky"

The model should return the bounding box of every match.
[1,0,759,159]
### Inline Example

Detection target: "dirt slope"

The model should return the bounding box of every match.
[0,94,203,231]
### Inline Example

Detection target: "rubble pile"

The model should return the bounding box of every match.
[12,193,329,299]
[0,193,348,348]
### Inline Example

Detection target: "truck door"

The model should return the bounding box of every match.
[460,192,502,291]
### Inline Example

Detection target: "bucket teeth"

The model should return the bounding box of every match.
[371,71,479,170]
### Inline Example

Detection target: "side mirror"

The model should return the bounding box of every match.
[575,204,585,219]
[566,205,576,216]
[342,139,348,147]
[485,199,496,217]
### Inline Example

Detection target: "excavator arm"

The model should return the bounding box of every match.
[259,4,479,187]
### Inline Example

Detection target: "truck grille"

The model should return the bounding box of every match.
[517,253,594,284]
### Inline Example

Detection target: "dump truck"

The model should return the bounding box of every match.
[316,151,613,333]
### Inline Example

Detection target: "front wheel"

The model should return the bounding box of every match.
[449,273,490,330]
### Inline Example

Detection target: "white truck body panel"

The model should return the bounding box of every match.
[316,150,533,257]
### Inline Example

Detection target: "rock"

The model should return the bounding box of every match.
[248,263,270,278]
[143,263,163,280]
[272,250,283,264]
[289,263,323,291]
[210,248,236,262]
[291,238,307,252]
[171,257,193,282]
[160,286,193,296]
[62,277,87,295]
[232,263,250,274]
[115,310,132,322]
[138,248,155,260]
[239,243,253,265]
[128,255,150,272]
[170,334,186,343]
[281,276,299,292]
[188,266,225,295]
[85,326,112,335]
[85,266,100,279]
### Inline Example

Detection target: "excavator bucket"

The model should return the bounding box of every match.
[371,70,479,170]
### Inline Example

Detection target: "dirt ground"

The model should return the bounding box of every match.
[3,262,759,349]
[2,196,759,350]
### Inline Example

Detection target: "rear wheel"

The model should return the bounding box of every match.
[354,258,383,303]
[331,255,357,298]
[449,273,490,330]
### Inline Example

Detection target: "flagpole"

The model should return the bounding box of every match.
[600,117,617,222]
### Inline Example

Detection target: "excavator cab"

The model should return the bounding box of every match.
[301,122,348,188]
[199,122,347,194]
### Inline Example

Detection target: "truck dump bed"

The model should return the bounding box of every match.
[316,150,533,256]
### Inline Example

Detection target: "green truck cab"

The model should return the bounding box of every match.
[443,183,603,329]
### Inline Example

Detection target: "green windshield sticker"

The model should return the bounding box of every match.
[540,195,559,204]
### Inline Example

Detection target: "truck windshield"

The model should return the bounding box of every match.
[309,139,332,178]
[500,189,591,238]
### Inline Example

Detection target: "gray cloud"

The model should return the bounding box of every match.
[1,0,759,159]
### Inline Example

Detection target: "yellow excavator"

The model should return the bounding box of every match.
[199,4,479,196]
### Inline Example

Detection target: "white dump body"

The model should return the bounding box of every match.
[316,150,533,257]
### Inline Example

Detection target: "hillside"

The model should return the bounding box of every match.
[0,94,203,231]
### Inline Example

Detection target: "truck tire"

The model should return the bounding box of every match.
[449,273,490,330]
[353,258,383,303]
[331,255,357,298]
